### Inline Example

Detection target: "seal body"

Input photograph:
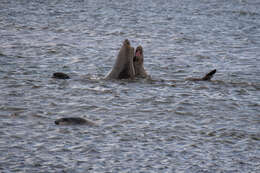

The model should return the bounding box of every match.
[54,117,96,126]
[105,39,135,79]
[52,72,70,79]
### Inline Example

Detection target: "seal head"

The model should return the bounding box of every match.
[133,45,148,78]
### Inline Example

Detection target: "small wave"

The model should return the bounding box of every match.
[207,128,260,142]
[0,51,7,57]
[1,106,27,112]
[195,54,211,60]
[213,80,260,90]
[209,9,260,17]
[233,10,259,17]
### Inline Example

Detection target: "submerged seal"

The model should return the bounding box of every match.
[52,72,70,79]
[105,39,135,79]
[133,45,149,78]
[54,117,96,126]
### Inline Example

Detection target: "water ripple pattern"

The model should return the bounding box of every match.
[0,0,259,172]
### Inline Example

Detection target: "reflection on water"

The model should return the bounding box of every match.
[0,0,260,172]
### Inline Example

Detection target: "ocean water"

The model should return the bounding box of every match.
[0,0,259,172]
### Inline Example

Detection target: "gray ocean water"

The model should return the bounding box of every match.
[0,0,260,172]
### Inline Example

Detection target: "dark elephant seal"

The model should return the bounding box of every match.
[133,45,149,78]
[187,69,217,81]
[201,69,217,81]
[54,117,96,126]
[105,39,135,79]
[52,72,70,79]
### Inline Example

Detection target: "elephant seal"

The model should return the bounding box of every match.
[201,69,217,81]
[105,39,135,79]
[133,46,149,78]
[187,69,217,81]
[52,72,70,79]
[54,117,96,126]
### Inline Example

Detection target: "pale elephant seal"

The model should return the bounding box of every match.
[133,45,149,78]
[105,39,135,79]
[52,72,70,79]
[54,117,96,126]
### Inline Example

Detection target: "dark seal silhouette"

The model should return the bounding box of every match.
[201,69,217,81]
[187,69,217,81]
[52,72,70,79]
[55,117,96,126]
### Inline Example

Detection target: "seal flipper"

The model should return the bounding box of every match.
[201,69,217,81]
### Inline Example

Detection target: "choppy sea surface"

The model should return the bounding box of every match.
[0,0,259,172]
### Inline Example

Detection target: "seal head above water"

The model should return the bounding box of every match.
[133,45,149,78]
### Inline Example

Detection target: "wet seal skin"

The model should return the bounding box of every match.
[52,72,70,79]
[187,69,217,81]
[133,45,149,78]
[54,117,96,126]
[105,39,135,80]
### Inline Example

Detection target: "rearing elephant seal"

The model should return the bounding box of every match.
[133,45,149,78]
[105,39,135,79]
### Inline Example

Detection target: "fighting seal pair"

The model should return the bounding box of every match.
[105,39,148,79]
[52,39,148,80]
